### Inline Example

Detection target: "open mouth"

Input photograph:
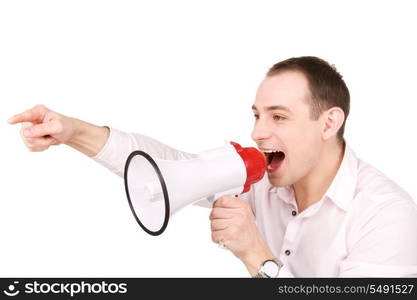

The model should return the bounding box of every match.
[265,151,285,173]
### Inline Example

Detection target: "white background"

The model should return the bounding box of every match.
[1,0,416,277]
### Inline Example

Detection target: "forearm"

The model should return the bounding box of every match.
[65,118,110,157]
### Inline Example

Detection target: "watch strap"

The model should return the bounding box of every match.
[253,258,283,278]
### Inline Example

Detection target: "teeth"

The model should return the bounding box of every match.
[259,149,280,153]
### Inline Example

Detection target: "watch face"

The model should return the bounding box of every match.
[263,260,279,278]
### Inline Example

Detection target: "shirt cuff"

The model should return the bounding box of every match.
[91,127,127,177]
[92,126,114,162]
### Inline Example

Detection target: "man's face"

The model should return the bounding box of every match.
[251,71,324,187]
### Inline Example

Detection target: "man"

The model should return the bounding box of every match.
[8,56,417,277]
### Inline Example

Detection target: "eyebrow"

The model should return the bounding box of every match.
[251,104,293,114]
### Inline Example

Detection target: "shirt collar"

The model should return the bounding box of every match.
[268,144,358,212]
[323,144,358,211]
[269,184,295,206]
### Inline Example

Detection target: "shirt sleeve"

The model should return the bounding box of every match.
[339,198,417,277]
[276,264,295,277]
[92,127,198,177]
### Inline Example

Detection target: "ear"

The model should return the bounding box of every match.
[321,107,345,140]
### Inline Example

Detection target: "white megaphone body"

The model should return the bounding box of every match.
[123,141,266,236]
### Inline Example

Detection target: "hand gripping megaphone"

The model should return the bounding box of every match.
[123,141,266,236]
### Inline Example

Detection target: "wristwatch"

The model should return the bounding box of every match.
[254,258,284,278]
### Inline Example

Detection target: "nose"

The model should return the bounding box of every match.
[251,117,272,142]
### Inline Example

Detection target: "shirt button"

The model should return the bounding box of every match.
[291,210,297,216]
[285,250,291,256]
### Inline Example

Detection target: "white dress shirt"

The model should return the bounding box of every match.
[93,127,417,277]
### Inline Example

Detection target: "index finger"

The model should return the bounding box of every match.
[7,105,46,125]
[213,196,242,209]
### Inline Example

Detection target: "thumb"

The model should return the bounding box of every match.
[23,121,59,138]
[21,122,33,130]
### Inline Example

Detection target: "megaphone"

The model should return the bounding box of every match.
[123,141,266,236]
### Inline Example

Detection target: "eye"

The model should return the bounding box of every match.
[273,115,286,121]
[253,114,259,120]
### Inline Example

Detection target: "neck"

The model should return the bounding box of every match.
[292,140,345,213]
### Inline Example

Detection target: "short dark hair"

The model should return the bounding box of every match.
[267,56,350,141]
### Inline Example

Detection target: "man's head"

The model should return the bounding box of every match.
[251,56,350,187]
